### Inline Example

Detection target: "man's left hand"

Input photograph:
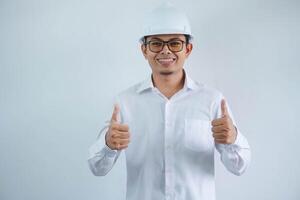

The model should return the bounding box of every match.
[211,99,237,144]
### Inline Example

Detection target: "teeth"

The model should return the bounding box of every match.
[157,58,175,61]
[157,58,176,66]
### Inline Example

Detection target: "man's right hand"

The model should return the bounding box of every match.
[105,104,130,150]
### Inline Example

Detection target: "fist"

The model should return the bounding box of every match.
[105,104,130,150]
[211,99,237,144]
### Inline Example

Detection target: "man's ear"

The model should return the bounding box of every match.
[141,44,147,59]
[185,43,193,58]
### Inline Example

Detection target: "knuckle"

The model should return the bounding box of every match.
[111,123,117,129]
[111,133,118,138]
[115,124,122,130]
[123,139,129,144]
[125,132,130,138]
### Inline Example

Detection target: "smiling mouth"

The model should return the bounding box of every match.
[156,58,176,66]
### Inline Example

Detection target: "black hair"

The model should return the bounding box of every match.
[184,34,191,44]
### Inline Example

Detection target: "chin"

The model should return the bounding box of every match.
[159,71,174,75]
[159,67,178,75]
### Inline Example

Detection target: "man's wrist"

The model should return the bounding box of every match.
[232,126,238,143]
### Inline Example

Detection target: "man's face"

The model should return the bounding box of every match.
[141,34,193,76]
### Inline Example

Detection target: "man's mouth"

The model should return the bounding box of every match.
[156,58,176,66]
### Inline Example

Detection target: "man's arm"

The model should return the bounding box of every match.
[88,126,120,176]
[87,104,130,176]
[215,129,251,176]
[212,97,251,176]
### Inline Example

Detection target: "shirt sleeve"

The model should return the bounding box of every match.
[213,93,251,176]
[87,96,123,176]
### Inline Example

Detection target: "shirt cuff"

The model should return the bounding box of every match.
[103,143,118,157]
[233,128,241,145]
[227,127,250,150]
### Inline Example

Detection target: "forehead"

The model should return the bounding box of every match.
[147,34,185,41]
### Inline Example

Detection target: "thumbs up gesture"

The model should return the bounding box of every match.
[211,99,237,144]
[105,104,130,150]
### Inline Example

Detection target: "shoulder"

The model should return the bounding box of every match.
[193,80,224,103]
[115,80,145,100]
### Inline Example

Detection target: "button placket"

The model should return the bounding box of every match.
[164,101,174,199]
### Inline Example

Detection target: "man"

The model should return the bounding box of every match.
[88,3,251,200]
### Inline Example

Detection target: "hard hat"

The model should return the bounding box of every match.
[139,2,193,43]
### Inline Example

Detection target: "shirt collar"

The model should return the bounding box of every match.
[136,69,198,94]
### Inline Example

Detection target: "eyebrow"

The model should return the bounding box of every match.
[150,37,182,41]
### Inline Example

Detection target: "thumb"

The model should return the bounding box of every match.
[111,104,120,123]
[221,99,229,117]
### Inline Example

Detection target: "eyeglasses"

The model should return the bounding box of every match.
[144,39,186,53]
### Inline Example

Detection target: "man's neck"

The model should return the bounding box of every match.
[152,69,185,99]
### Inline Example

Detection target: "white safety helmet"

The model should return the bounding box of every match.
[139,2,193,43]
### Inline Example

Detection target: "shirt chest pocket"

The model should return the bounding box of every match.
[184,119,214,152]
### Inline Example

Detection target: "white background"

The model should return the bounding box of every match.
[0,0,299,199]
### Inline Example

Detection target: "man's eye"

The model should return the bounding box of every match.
[169,41,181,47]
[151,42,162,47]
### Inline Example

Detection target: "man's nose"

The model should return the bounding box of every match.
[160,44,172,54]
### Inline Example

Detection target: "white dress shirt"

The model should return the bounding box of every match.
[88,70,251,200]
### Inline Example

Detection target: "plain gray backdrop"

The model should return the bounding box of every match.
[1,0,299,199]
